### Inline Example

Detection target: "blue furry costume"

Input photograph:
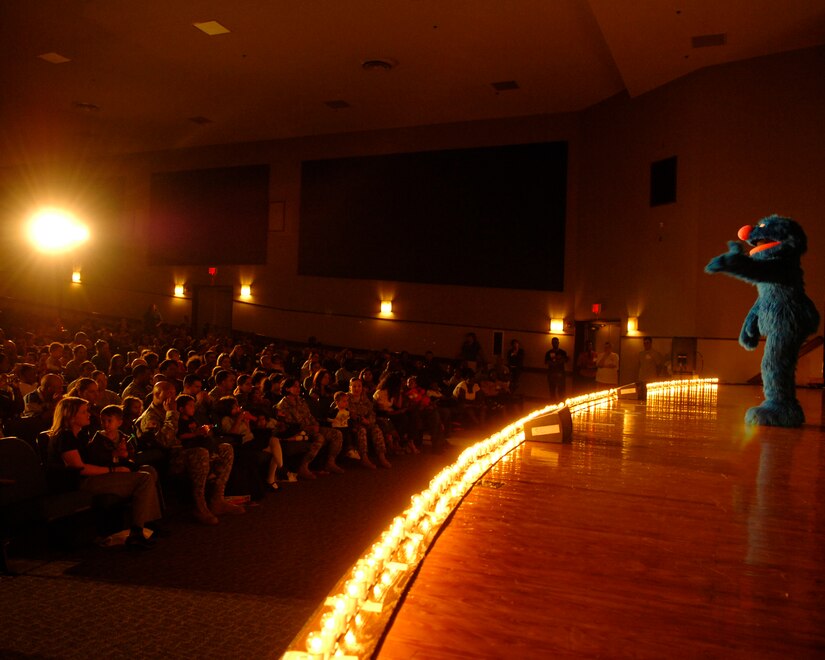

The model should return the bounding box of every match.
[705,215,819,427]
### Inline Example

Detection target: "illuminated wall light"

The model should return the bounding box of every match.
[627,316,639,333]
[71,268,82,284]
[380,300,393,315]
[174,284,185,297]
[549,318,564,333]
[240,284,252,299]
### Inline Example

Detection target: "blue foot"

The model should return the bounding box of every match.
[745,399,805,427]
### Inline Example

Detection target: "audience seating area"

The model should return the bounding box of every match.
[0,306,523,569]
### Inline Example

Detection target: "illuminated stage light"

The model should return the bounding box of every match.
[26,208,89,253]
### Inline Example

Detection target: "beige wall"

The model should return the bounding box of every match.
[1,46,823,390]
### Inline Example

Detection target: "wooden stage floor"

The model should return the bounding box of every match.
[376,385,825,659]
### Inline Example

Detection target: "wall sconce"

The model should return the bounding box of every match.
[240,284,252,299]
[627,316,639,334]
[549,318,564,334]
[380,300,393,316]
[71,267,82,284]
[591,303,602,315]
[174,284,185,297]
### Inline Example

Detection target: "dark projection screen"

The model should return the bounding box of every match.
[148,164,270,265]
[298,142,567,291]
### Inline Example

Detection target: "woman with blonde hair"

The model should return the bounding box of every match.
[48,397,162,549]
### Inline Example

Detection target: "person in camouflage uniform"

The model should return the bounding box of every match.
[137,381,243,525]
[347,378,391,468]
[276,377,344,479]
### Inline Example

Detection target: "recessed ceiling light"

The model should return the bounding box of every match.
[193,21,230,36]
[362,58,396,71]
[691,33,726,48]
[38,52,71,64]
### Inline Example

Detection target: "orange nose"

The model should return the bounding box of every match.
[737,225,752,241]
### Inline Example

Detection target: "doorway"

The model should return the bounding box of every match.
[574,319,622,386]
[192,286,233,338]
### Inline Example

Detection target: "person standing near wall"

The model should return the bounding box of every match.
[506,339,524,393]
[595,342,619,388]
[637,337,664,383]
[544,337,568,401]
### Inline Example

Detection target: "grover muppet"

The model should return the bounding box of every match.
[705,214,819,427]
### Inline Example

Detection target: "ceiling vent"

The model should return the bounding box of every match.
[324,100,351,110]
[361,58,396,71]
[188,116,213,125]
[491,80,520,91]
[73,101,100,112]
[691,33,727,48]
[38,52,71,64]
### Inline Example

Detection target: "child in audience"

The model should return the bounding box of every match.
[176,394,215,451]
[216,395,282,491]
[328,391,367,466]
[87,404,139,472]
[121,395,143,437]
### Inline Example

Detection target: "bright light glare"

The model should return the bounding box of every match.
[27,208,90,253]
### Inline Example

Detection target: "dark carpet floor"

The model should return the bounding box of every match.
[0,440,472,659]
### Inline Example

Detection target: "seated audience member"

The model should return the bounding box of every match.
[45,342,65,374]
[157,359,183,393]
[78,360,96,379]
[276,377,343,478]
[405,375,445,452]
[72,331,93,350]
[334,350,356,389]
[106,353,128,392]
[358,368,377,398]
[327,391,361,464]
[344,381,393,468]
[121,396,143,437]
[307,369,335,421]
[207,370,236,415]
[214,395,282,492]
[24,373,64,423]
[373,371,415,453]
[48,397,161,550]
[66,377,102,432]
[181,374,210,423]
[452,368,486,427]
[121,363,152,401]
[233,373,254,409]
[141,351,160,375]
[0,369,24,434]
[16,363,39,398]
[137,382,242,525]
[87,405,140,474]
[90,339,112,373]
[300,351,321,383]
[93,370,122,407]
[63,344,88,383]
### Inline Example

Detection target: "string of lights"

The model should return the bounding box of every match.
[282,377,718,659]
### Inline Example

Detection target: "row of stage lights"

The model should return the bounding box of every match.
[285,378,719,659]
